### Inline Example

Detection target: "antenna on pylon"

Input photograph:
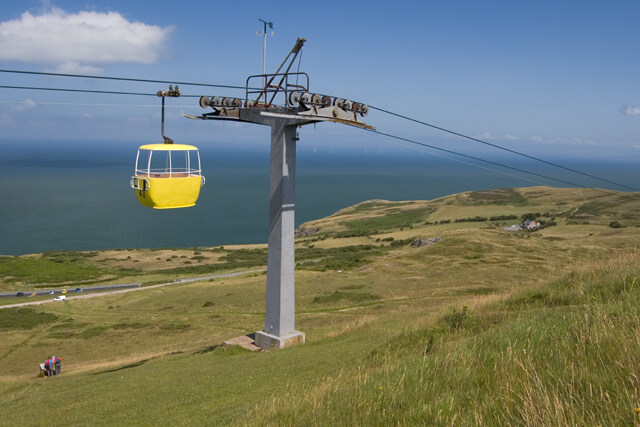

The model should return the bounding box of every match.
[257,19,274,88]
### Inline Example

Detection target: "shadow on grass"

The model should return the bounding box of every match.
[194,333,256,355]
[93,358,152,375]
[195,345,220,354]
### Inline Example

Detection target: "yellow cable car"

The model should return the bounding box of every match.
[130,143,205,209]
[130,86,205,209]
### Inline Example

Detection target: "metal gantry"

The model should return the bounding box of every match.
[187,38,373,350]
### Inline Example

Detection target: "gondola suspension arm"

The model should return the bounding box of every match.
[157,85,180,144]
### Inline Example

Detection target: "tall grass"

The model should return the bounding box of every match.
[246,254,640,425]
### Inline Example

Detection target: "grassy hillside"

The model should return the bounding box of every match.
[0,186,639,425]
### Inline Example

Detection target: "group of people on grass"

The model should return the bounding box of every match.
[39,356,61,377]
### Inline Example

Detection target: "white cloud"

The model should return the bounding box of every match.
[528,135,597,146]
[0,113,15,126]
[622,105,640,116]
[474,132,520,141]
[0,7,173,67]
[48,62,104,75]
[475,132,494,140]
[14,98,37,111]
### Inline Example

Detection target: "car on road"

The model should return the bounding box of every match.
[16,292,24,297]
[53,295,66,301]
[75,288,83,293]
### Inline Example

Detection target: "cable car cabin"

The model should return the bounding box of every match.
[130,144,205,209]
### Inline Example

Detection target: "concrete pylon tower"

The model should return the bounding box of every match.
[254,116,305,349]
[189,38,372,350]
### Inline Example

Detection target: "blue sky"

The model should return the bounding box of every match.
[0,0,639,161]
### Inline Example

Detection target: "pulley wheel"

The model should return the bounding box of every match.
[289,91,301,106]
[211,96,222,107]
[300,92,312,104]
[311,94,322,104]
[321,95,332,107]
[333,97,344,108]
[343,100,353,111]
[232,98,242,107]
[222,97,232,107]
[199,96,211,109]
[360,104,369,117]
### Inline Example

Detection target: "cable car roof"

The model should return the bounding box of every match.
[138,143,199,151]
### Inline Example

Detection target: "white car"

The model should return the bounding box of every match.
[53,295,66,301]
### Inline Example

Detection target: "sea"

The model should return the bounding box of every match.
[0,139,638,255]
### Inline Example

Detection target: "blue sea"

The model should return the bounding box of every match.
[0,139,637,255]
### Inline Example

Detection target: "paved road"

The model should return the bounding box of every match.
[0,269,266,310]
[0,283,142,299]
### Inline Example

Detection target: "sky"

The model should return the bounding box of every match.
[0,0,639,161]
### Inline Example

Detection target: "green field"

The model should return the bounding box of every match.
[1,186,640,425]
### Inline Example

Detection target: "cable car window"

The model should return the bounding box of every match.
[171,150,188,176]
[135,150,150,176]
[148,150,171,176]
[187,150,202,176]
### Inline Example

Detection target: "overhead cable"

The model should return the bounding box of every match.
[0,85,201,98]
[367,129,591,189]
[0,68,636,191]
[369,105,639,192]
[342,124,550,187]
[0,101,197,108]
[0,69,246,90]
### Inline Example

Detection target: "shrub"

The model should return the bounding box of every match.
[521,212,541,221]
[443,305,471,330]
[391,238,415,247]
[489,214,519,221]
[454,216,488,223]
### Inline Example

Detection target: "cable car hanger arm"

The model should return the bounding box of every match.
[158,85,180,144]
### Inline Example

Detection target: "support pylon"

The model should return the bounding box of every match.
[187,38,373,350]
